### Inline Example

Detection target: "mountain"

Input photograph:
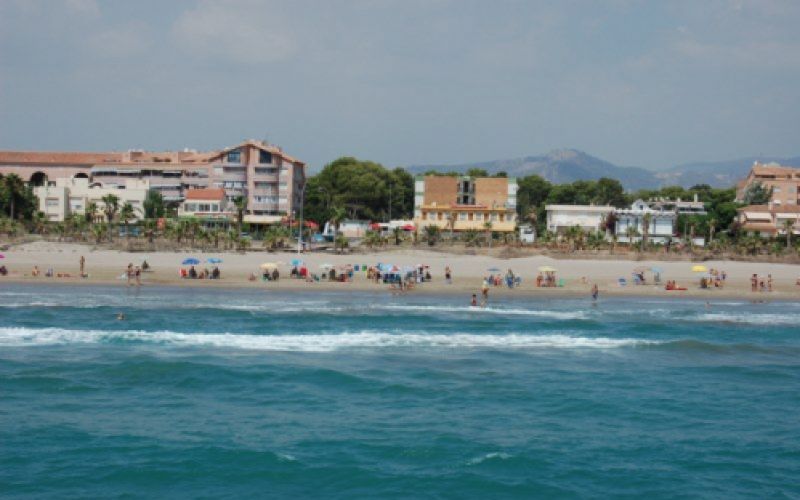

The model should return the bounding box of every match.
[407,149,800,191]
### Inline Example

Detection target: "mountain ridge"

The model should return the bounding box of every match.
[407,149,800,190]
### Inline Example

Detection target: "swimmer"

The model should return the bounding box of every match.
[116,313,125,320]
[471,294,478,307]
[591,284,599,301]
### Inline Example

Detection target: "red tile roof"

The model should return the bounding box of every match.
[185,188,225,201]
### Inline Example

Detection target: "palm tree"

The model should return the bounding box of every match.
[233,195,247,234]
[90,223,105,244]
[625,225,640,248]
[447,212,456,243]
[423,224,440,247]
[85,201,98,225]
[782,219,795,249]
[101,194,120,224]
[483,221,493,248]
[2,174,26,220]
[364,230,384,249]
[334,234,349,253]
[119,202,136,239]
[392,226,403,246]
[330,205,347,242]
[32,211,48,235]
[708,218,717,245]
[640,213,652,252]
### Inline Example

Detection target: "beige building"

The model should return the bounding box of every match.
[34,177,149,222]
[0,139,305,225]
[736,162,800,206]
[737,204,800,237]
[413,175,517,232]
[178,188,231,221]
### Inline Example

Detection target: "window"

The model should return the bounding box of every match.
[185,203,197,212]
[255,167,278,175]
[459,213,467,220]
[468,213,474,221]
[437,212,443,220]
[499,214,505,222]
[46,198,59,207]
[259,150,272,164]
[211,204,219,212]
[226,150,241,163]
[475,213,482,221]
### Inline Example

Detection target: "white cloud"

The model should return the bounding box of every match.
[172,0,296,64]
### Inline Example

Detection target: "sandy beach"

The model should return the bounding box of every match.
[2,240,799,300]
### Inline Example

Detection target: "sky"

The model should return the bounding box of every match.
[1,0,799,172]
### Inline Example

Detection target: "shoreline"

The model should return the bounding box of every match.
[2,240,799,301]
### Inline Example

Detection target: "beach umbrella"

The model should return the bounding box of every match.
[691,265,708,273]
[650,266,663,273]
[207,258,223,264]
[182,258,200,265]
[487,267,501,272]
[291,258,303,266]
[260,262,279,270]
[538,265,557,272]
[378,263,394,272]
[401,224,415,231]
[319,263,334,269]
[0,254,4,258]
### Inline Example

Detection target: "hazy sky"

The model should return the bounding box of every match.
[1,0,799,171]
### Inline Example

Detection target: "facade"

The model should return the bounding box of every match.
[736,162,800,206]
[737,204,800,237]
[545,205,614,235]
[33,177,149,222]
[615,199,677,244]
[413,175,518,232]
[178,188,231,222]
[0,139,305,225]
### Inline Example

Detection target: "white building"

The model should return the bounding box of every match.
[178,188,231,222]
[34,177,149,222]
[614,199,676,244]
[545,205,615,235]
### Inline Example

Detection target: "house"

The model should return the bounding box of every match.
[413,175,518,232]
[737,204,800,237]
[735,162,800,206]
[614,199,677,244]
[544,205,614,235]
[178,188,231,224]
[33,177,149,222]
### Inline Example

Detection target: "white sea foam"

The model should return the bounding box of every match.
[467,452,513,465]
[379,304,588,320]
[0,327,652,351]
[696,312,800,326]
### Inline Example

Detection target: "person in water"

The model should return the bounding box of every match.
[591,284,599,301]
[116,313,125,320]
[471,294,478,307]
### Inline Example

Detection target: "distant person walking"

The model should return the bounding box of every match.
[445,266,452,284]
[79,255,85,276]
[481,280,489,307]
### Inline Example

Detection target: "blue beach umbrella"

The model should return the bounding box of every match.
[207,258,223,264]
[182,258,200,265]
[487,267,501,272]
[291,258,303,266]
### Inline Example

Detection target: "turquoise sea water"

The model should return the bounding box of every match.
[1,284,798,498]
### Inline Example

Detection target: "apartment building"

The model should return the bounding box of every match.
[33,177,149,222]
[413,175,517,232]
[736,162,800,206]
[0,139,305,225]
[737,204,800,237]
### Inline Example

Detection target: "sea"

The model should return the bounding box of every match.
[1,283,798,499]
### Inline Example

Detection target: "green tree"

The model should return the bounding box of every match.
[743,182,772,205]
[782,219,795,249]
[143,190,165,219]
[466,168,489,177]
[101,194,120,224]
[423,224,440,247]
[119,202,137,238]
[233,195,247,234]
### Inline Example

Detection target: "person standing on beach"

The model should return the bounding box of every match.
[134,266,142,286]
[481,280,489,307]
[445,266,452,284]
[79,255,85,276]
[126,263,134,286]
[767,274,773,292]
[591,284,599,301]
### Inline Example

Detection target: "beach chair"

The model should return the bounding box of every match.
[618,278,627,287]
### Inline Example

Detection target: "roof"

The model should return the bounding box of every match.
[0,151,121,165]
[545,204,615,212]
[741,223,777,234]
[185,188,225,201]
[750,163,800,178]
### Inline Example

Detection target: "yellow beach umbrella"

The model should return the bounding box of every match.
[691,265,708,273]
[260,262,279,270]
[538,265,557,272]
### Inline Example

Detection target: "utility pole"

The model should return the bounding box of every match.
[388,182,392,222]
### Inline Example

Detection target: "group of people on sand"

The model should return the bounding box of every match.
[180,265,221,280]
[126,263,142,286]
[700,268,727,289]
[751,273,773,293]
[535,271,557,287]
[483,269,520,289]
